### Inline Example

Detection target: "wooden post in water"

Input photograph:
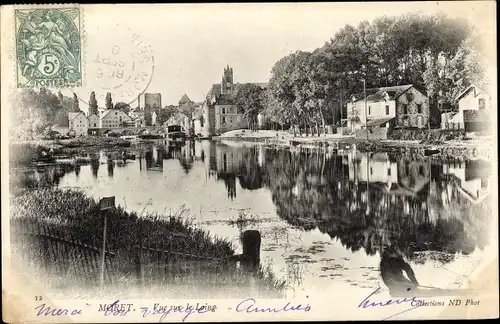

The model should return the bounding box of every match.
[240,230,261,273]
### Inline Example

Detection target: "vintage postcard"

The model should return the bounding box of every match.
[1,2,498,322]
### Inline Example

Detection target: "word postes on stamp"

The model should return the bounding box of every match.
[15,7,82,88]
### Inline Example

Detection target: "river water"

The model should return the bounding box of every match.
[17,140,494,298]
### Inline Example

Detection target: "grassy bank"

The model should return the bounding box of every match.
[10,189,285,298]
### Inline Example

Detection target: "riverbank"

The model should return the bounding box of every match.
[10,188,285,298]
[9,137,132,166]
[216,130,493,161]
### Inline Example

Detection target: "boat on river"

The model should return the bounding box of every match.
[424,147,441,156]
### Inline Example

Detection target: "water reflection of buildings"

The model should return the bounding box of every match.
[212,145,243,200]
[264,148,492,261]
[202,142,266,200]
[442,159,491,204]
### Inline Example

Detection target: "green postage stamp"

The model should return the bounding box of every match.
[15,7,82,88]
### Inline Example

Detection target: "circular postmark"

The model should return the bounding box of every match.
[72,24,154,107]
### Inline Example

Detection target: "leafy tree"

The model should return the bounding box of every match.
[105,92,113,110]
[268,52,307,136]
[144,110,152,126]
[235,83,265,131]
[10,88,75,139]
[57,91,64,105]
[114,102,131,114]
[89,91,98,115]
[156,106,176,126]
[72,93,80,112]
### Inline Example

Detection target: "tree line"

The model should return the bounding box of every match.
[234,13,489,135]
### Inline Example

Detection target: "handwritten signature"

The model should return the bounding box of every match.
[235,297,312,313]
[140,303,216,322]
[35,303,90,316]
[358,287,422,320]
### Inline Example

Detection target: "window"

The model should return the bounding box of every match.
[94,123,96,127]
[419,166,424,176]
[222,117,226,124]
[222,108,226,114]
[200,117,204,127]
[115,112,118,115]
[478,98,485,110]
[370,167,373,175]
[417,104,422,114]
[402,104,408,114]
[388,168,391,176]
[368,106,371,115]
[385,105,390,115]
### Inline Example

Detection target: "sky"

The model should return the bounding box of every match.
[57,2,495,113]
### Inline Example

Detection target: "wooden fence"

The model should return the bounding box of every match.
[11,220,115,285]
[10,220,262,292]
[441,121,464,131]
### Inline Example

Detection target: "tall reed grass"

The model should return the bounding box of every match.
[10,188,286,298]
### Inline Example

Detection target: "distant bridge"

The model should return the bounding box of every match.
[88,126,166,136]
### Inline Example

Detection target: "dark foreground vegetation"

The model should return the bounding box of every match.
[10,189,285,298]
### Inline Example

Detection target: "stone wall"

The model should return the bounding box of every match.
[396,87,430,129]
[203,104,216,137]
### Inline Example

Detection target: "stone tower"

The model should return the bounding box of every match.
[221,65,234,94]
[203,102,215,137]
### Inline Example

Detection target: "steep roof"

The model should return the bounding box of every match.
[455,84,487,101]
[68,112,85,120]
[216,94,236,105]
[206,84,222,101]
[352,84,416,103]
[178,94,192,105]
[100,109,126,119]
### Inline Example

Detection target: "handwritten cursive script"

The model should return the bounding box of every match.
[140,303,216,322]
[35,303,85,316]
[235,297,312,313]
[358,287,423,320]
[358,287,418,308]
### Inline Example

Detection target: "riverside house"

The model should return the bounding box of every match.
[347,84,431,139]
[445,85,491,133]
[99,109,132,128]
[202,65,268,136]
[68,111,88,137]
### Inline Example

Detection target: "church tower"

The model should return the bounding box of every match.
[221,65,234,94]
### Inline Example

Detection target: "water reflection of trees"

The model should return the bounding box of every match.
[17,141,492,262]
[262,148,492,260]
[11,164,75,191]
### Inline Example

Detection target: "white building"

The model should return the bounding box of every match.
[99,109,131,128]
[348,151,398,187]
[88,113,99,129]
[442,85,491,131]
[457,85,491,111]
[152,111,158,126]
[68,112,88,137]
[443,160,490,204]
